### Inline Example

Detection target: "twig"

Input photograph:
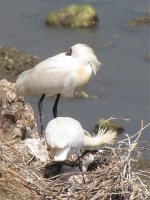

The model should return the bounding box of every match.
[119,121,150,143]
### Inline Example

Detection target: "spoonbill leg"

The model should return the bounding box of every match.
[38,94,45,134]
[53,93,60,118]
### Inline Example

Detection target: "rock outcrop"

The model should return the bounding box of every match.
[45,4,99,28]
[0,79,37,139]
[0,45,40,82]
[125,16,150,28]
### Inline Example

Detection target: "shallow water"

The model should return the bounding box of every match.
[0,0,149,158]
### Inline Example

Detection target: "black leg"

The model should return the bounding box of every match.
[73,150,97,166]
[57,162,62,173]
[53,93,60,118]
[73,150,90,166]
[38,94,45,135]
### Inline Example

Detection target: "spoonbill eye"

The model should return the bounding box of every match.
[66,48,72,56]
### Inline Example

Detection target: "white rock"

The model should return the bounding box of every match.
[24,138,49,162]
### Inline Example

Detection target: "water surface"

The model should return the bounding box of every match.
[0,0,149,157]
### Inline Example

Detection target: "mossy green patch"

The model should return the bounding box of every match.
[45,4,99,28]
[94,118,124,134]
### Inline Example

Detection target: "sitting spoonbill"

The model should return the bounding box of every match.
[16,44,102,134]
[45,117,117,161]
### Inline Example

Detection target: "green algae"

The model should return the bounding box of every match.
[45,4,99,28]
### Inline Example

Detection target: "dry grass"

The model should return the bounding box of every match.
[0,79,150,199]
[0,120,150,200]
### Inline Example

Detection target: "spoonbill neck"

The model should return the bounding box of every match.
[75,64,92,86]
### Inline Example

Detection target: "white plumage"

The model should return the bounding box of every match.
[45,117,84,161]
[45,117,117,161]
[16,44,101,97]
[16,44,101,133]
[83,128,117,150]
[79,153,95,172]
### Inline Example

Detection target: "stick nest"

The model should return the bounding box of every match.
[0,79,150,200]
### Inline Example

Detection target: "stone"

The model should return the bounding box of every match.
[94,118,124,134]
[45,4,99,28]
[0,79,37,139]
[125,16,150,28]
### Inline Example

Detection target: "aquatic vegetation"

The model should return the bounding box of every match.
[125,16,150,28]
[94,117,125,134]
[45,4,99,28]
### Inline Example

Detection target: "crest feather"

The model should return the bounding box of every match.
[71,43,102,75]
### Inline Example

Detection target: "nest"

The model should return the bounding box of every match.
[0,79,150,199]
[1,122,150,200]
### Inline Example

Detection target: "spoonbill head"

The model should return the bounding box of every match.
[45,117,84,161]
[45,117,116,162]
[16,44,102,134]
[69,43,101,75]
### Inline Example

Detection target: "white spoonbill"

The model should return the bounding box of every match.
[45,117,117,161]
[16,44,102,134]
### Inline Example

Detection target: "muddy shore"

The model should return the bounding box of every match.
[0,45,41,82]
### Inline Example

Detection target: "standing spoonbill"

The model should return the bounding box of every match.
[45,117,117,162]
[16,44,102,134]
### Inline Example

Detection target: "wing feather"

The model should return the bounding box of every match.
[16,55,79,96]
